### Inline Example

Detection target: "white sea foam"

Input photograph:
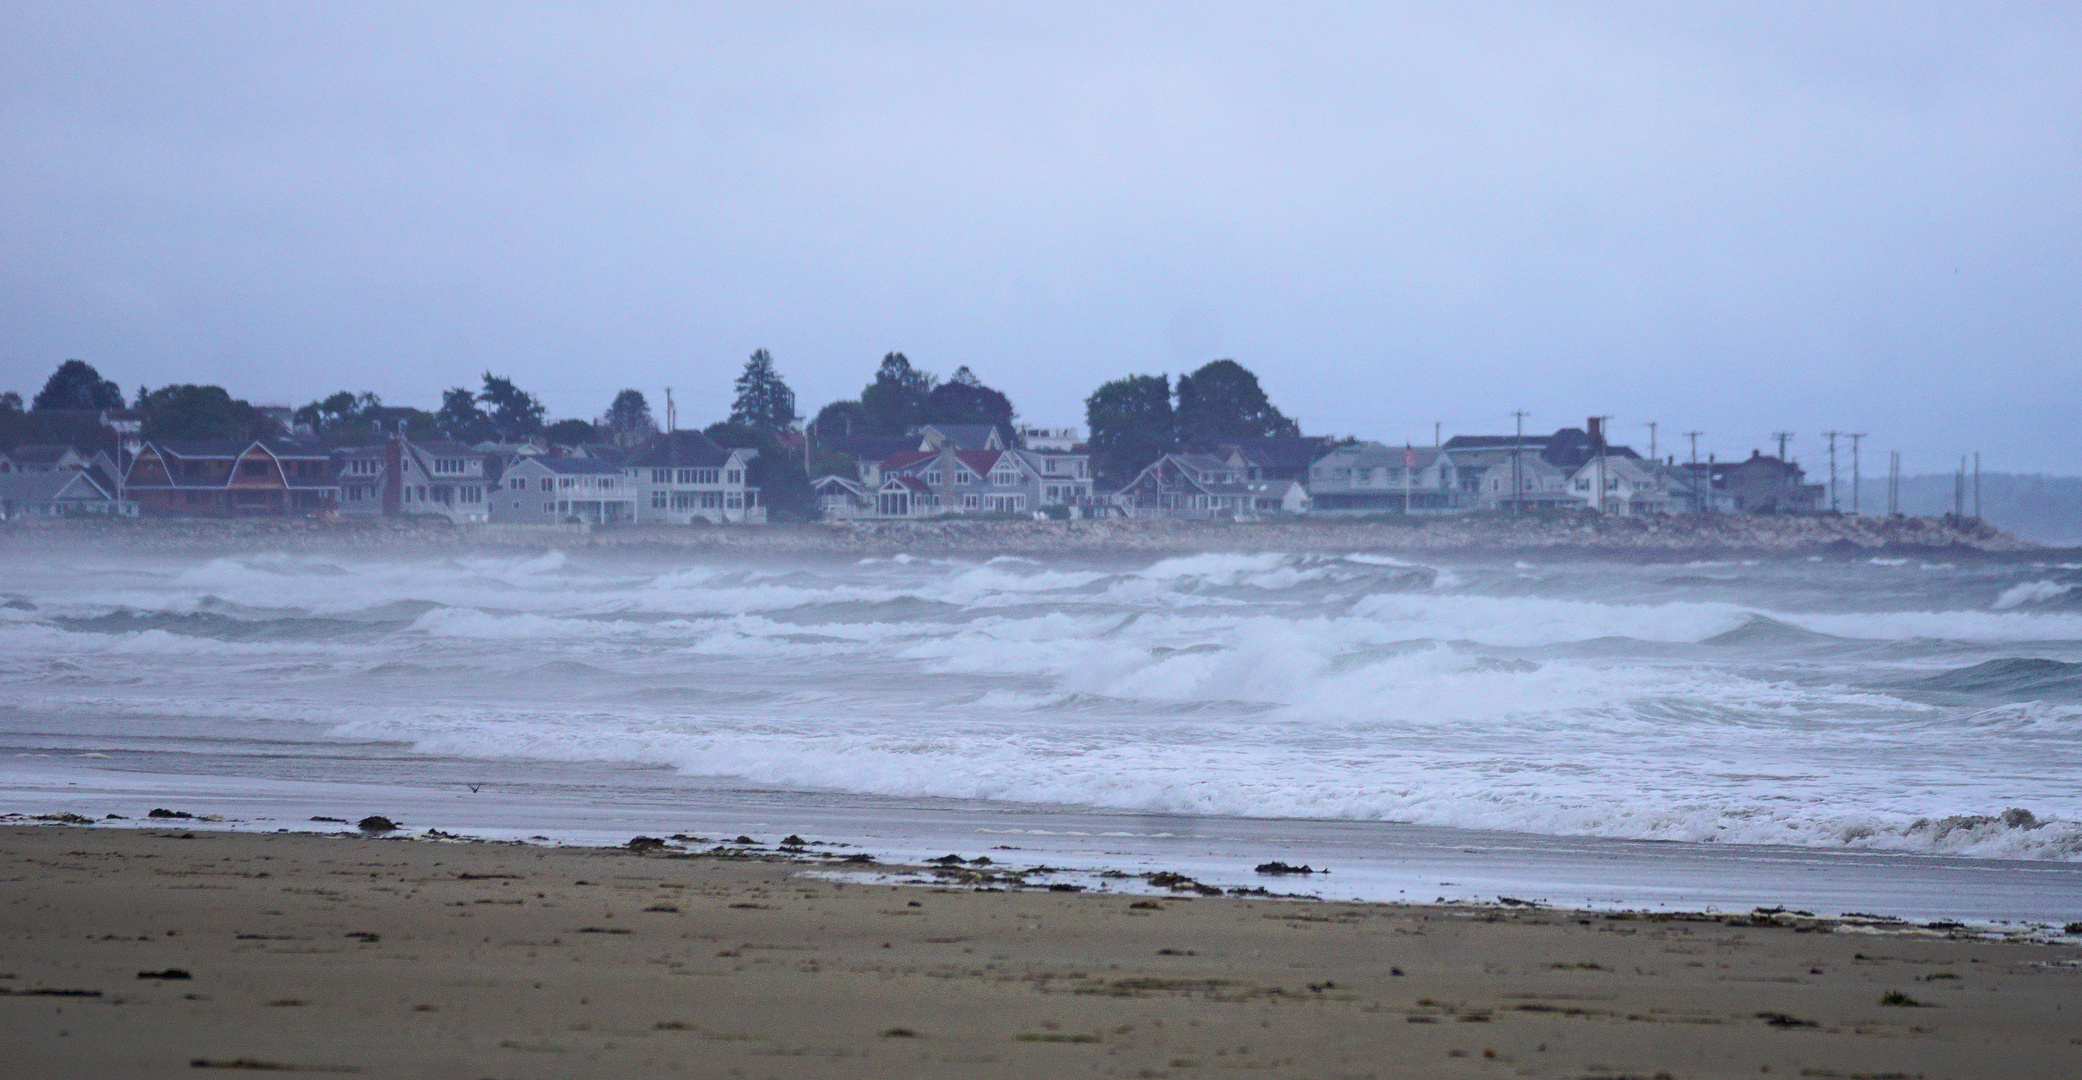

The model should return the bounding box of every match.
[8,547,2081,864]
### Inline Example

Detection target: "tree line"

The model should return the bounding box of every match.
[4,350,1303,503]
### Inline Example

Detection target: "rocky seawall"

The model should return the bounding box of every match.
[0,511,2043,560]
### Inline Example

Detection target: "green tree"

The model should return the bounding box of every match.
[436,387,492,442]
[858,352,936,436]
[0,391,22,415]
[136,385,270,441]
[704,421,816,522]
[477,373,545,438]
[729,349,797,432]
[1084,374,1175,484]
[543,418,598,445]
[294,391,383,436]
[1173,359,1297,447]
[601,389,658,448]
[923,365,1015,432]
[32,360,123,411]
[812,400,867,437]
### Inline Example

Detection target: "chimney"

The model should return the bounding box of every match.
[1586,417,1602,441]
[383,435,403,514]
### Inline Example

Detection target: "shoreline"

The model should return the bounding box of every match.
[0,511,2048,561]
[4,822,2079,1078]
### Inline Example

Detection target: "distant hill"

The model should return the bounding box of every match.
[1853,473,2082,546]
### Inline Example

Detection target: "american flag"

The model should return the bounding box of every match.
[1403,444,1415,470]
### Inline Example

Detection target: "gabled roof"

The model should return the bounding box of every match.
[916,424,1003,450]
[145,439,249,459]
[1213,437,1328,471]
[880,475,933,493]
[1443,434,1556,450]
[3,443,82,466]
[951,450,1003,475]
[880,449,937,471]
[0,470,112,502]
[511,456,626,476]
[627,431,738,469]
[811,474,866,494]
[1316,442,1445,469]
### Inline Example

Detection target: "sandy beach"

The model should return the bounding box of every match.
[3,824,2078,1079]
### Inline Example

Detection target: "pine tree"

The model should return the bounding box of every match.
[32,360,123,411]
[1085,374,1175,483]
[729,349,797,432]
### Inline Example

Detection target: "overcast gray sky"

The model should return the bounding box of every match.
[3,2,2077,473]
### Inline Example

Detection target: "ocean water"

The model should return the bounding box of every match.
[3,546,2080,918]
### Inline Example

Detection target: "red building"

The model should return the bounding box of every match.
[124,439,338,516]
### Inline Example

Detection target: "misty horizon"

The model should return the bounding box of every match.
[3,3,2077,475]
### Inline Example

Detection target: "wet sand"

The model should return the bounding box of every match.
[3,824,2078,1079]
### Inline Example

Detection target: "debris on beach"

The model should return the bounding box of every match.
[357,816,397,832]
[626,836,666,853]
[147,808,193,819]
[137,969,191,980]
[1253,861,1324,875]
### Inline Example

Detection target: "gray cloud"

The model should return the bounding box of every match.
[2,2,2077,472]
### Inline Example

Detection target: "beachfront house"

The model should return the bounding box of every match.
[1112,453,1259,518]
[491,456,636,524]
[1308,442,1460,514]
[625,430,764,525]
[122,438,339,516]
[869,445,1093,518]
[0,470,128,519]
[332,438,491,523]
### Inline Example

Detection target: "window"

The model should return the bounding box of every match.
[725,469,742,484]
[653,469,670,483]
[460,486,481,504]
[1044,458,1059,474]
[600,477,614,490]
[672,491,694,509]
[1575,479,1590,491]
[964,494,979,509]
[954,470,975,484]
[543,500,555,512]
[433,458,465,475]
[509,477,527,490]
[925,470,942,485]
[701,492,720,509]
[349,459,378,475]
[560,478,574,489]
[652,491,667,508]
[991,468,1017,486]
[726,492,743,509]
[1077,460,1088,478]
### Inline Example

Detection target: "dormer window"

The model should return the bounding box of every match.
[926,470,943,485]
[955,470,976,485]
[991,467,1017,486]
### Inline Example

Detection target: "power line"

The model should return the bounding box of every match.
[1771,431,1794,461]
[1847,433,1866,515]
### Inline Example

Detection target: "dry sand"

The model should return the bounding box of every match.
[3,824,2078,1079]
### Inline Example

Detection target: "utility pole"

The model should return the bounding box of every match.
[1974,452,1981,521]
[1772,432,1794,461]
[1646,421,1658,462]
[1434,421,1441,447]
[1847,433,1865,515]
[1683,431,1704,513]
[1955,457,1966,519]
[1593,416,1613,515]
[1510,410,1530,515]
[1888,451,1900,515]
[1821,431,1842,512]
[664,387,676,433]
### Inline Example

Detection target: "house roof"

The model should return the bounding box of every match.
[917,424,1002,450]
[0,470,111,502]
[880,450,937,471]
[514,456,626,476]
[4,444,80,466]
[820,434,917,461]
[627,431,736,469]
[1214,437,1327,471]
[811,474,866,494]
[1317,442,1446,469]
[951,450,1003,475]
[881,475,933,494]
[1443,434,1556,450]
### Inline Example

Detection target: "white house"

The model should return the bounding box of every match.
[491,457,637,524]
[333,438,491,523]
[624,431,764,525]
